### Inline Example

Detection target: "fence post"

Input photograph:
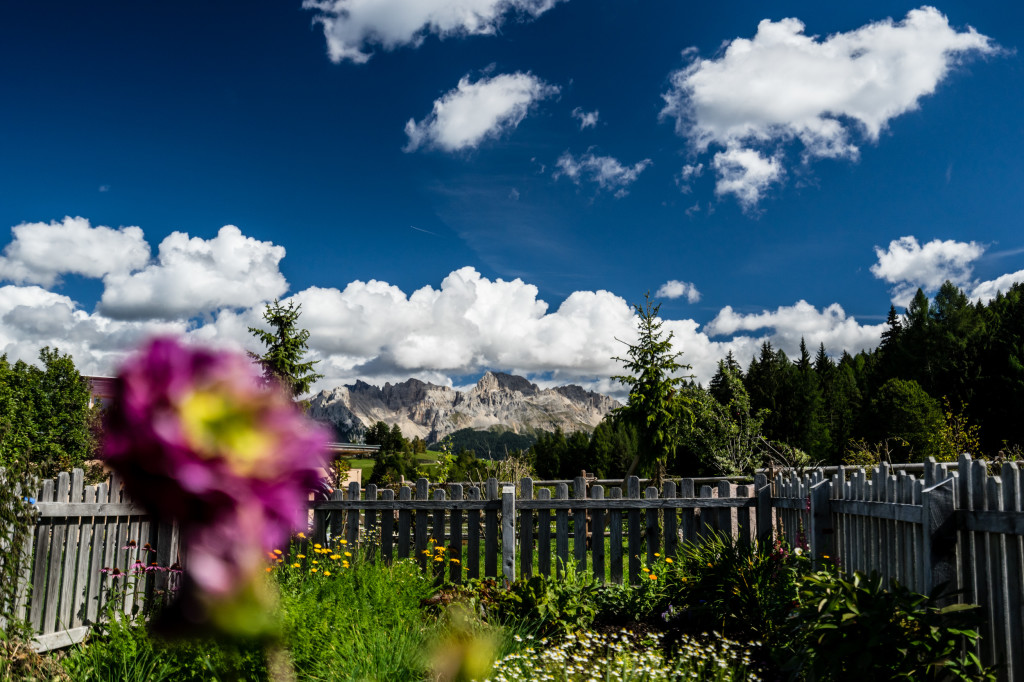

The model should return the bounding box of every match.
[502,485,516,584]
[755,473,772,545]
[921,477,956,603]
[809,479,832,570]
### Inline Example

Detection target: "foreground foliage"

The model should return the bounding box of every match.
[5,533,998,682]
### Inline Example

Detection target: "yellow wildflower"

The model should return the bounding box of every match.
[314,543,322,549]
[297,532,306,539]
[665,558,673,564]
[292,563,300,568]
[273,549,283,555]
[649,574,657,581]
[339,539,347,545]
[324,570,331,576]
[297,554,305,559]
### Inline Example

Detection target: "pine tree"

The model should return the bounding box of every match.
[612,295,693,482]
[248,299,324,399]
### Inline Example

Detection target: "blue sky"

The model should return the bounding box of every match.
[1,1,1022,395]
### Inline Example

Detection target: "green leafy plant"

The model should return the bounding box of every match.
[471,564,598,637]
[662,533,808,648]
[785,570,995,681]
[592,554,671,625]
[0,463,38,647]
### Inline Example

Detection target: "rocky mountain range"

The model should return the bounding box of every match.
[307,371,620,443]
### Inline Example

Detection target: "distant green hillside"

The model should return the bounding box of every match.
[433,427,542,459]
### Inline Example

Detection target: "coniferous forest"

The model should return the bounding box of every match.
[531,281,1024,479]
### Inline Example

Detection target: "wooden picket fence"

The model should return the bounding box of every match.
[313,454,1023,680]
[311,476,765,584]
[764,454,1022,681]
[9,469,181,652]
[9,454,1024,680]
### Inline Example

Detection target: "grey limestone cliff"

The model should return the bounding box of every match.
[307,371,619,443]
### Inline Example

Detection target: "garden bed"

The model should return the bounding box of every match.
[3,533,996,681]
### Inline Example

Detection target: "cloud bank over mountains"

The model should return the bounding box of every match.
[3,218,1021,396]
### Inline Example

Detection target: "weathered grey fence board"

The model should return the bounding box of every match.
[501,485,515,582]
[1002,464,1023,682]
[450,484,463,584]
[645,486,659,565]
[554,483,569,578]
[573,477,587,573]
[518,479,532,579]
[484,479,499,578]
[592,485,605,583]
[627,477,641,584]
[537,487,551,577]
[663,482,678,558]
[467,486,480,580]
[380,489,395,564]
[609,487,623,584]
[397,486,411,561]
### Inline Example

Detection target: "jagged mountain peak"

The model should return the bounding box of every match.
[474,371,539,396]
[309,372,619,443]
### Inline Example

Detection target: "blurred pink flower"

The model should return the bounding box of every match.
[102,337,330,635]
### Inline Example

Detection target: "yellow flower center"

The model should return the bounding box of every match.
[179,389,274,474]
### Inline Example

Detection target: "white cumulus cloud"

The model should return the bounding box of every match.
[711,147,784,210]
[661,6,996,208]
[655,280,701,303]
[970,270,1024,303]
[405,72,559,152]
[705,300,886,360]
[303,0,564,64]
[0,216,150,287]
[571,107,599,129]
[870,235,985,305]
[554,151,651,197]
[99,225,288,320]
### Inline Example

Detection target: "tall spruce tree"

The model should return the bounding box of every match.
[612,295,693,481]
[248,299,324,399]
[791,339,830,460]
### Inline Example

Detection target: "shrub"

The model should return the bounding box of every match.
[661,532,807,649]
[784,569,996,681]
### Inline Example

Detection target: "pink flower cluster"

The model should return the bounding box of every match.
[102,337,330,634]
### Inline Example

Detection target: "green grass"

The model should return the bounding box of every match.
[345,452,441,481]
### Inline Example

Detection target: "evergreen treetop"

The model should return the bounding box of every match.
[248,299,324,398]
